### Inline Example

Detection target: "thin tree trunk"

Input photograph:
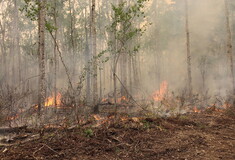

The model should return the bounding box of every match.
[68,0,76,80]
[119,0,128,99]
[53,0,58,107]
[84,8,91,105]
[14,0,21,84]
[38,0,46,116]
[10,27,16,87]
[224,0,235,95]
[0,20,7,82]
[91,0,98,107]
[128,55,132,94]
[185,0,192,96]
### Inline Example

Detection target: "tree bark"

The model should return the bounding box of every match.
[91,0,98,107]
[224,0,235,95]
[0,20,7,83]
[185,0,193,97]
[14,0,21,84]
[38,0,46,115]
[84,8,91,105]
[68,0,76,80]
[53,0,58,107]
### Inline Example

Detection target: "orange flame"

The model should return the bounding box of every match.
[193,106,201,113]
[153,81,168,102]
[101,98,108,103]
[45,93,62,107]
[6,114,19,121]
[92,114,116,127]
[93,114,103,121]
[117,96,128,103]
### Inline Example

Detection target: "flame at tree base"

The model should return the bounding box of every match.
[44,93,62,107]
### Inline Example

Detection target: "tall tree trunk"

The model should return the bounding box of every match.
[68,0,76,80]
[224,0,235,95]
[0,20,7,83]
[84,8,91,105]
[98,0,103,101]
[128,54,132,94]
[38,0,46,115]
[91,0,98,107]
[185,0,192,96]
[119,0,128,99]
[14,0,21,84]
[10,27,16,87]
[53,0,58,106]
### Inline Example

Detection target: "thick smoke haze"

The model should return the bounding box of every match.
[142,0,233,98]
[0,0,234,112]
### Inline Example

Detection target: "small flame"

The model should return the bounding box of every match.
[153,81,168,102]
[193,106,201,113]
[101,98,108,103]
[45,93,62,107]
[117,96,128,103]
[93,114,103,121]
[93,114,115,127]
[6,114,19,121]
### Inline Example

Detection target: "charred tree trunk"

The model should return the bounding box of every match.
[38,0,46,115]
[185,0,193,97]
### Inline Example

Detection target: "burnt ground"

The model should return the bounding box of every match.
[0,109,234,160]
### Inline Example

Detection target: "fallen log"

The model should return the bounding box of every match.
[0,126,27,135]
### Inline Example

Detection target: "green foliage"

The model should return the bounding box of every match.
[84,128,94,137]
[107,0,150,56]
[45,21,57,33]
[20,0,39,21]
[20,0,57,34]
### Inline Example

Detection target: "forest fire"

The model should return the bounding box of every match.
[117,96,128,103]
[101,98,108,103]
[152,81,168,102]
[193,106,201,113]
[6,114,19,121]
[93,114,115,126]
[44,93,62,107]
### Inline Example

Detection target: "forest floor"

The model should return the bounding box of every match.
[0,108,235,160]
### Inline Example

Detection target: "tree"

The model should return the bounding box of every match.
[38,0,46,115]
[13,0,21,84]
[224,0,235,95]
[52,0,58,107]
[108,0,149,110]
[84,7,92,105]
[185,0,192,96]
[91,0,98,107]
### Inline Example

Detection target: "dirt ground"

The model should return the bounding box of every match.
[0,109,234,160]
